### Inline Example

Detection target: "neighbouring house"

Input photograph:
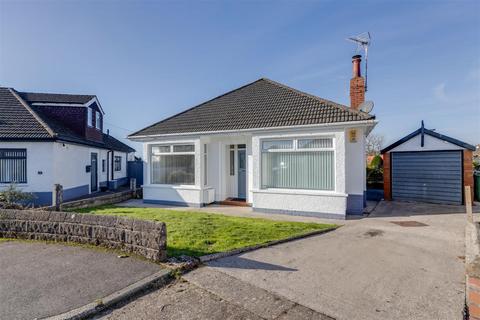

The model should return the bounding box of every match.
[128,55,376,219]
[381,121,475,205]
[0,87,135,206]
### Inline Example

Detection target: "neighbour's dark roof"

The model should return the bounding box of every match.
[0,87,134,153]
[18,91,95,104]
[129,78,375,137]
[0,87,52,139]
[381,126,476,153]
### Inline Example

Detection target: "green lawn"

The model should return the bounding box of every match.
[73,206,337,257]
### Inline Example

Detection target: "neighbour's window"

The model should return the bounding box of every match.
[150,144,195,185]
[102,159,106,172]
[261,138,335,191]
[87,108,93,127]
[229,145,235,176]
[95,111,101,130]
[0,149,27,184]
[114,156,122,171]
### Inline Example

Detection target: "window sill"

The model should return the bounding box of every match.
[144,184,201,190]
[251,188,346,197]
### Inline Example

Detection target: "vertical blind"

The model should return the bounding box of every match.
[261,138,334,191]
[151,144,195,185]
[0,149,27,184]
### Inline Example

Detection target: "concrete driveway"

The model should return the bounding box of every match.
[197,201,468,320]
[0,241,162,320]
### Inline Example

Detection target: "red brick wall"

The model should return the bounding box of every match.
[383,152,392,200]
[465,150,474,203]
[350,77,365,110]
[468,276,480,319]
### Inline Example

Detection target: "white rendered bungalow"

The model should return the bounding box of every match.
[130,57,376,219]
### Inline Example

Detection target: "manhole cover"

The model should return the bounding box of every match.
[390,221,428,227]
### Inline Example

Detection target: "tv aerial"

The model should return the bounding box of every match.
[347,32,371,91]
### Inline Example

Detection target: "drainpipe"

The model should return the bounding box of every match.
[106,150,112,189]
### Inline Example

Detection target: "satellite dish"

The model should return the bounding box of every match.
[359,100,374,113]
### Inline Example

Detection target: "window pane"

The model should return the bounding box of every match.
[262,140,293,151]
[0,149,27,183]
[261,151,334,190]
[151,154,195,185]
[229,150,235,176]
[152,145,170,154]
[298,138,333,149]
[95,112,101,129]
[87,108,93,126]
[173,145,195,152]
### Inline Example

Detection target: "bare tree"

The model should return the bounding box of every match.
[366,133,385,156]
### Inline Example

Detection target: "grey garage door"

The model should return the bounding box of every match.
[391,151,462,204]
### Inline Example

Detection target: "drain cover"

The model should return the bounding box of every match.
[390,221,428,227]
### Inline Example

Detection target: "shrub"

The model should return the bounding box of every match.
[0,184,36,209]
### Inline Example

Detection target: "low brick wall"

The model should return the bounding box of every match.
[0,209,167,262]
[42,189,136,211]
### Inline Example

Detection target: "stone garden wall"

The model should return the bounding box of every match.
[0,209,167,262]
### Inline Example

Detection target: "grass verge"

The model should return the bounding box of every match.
[72,205,337,257]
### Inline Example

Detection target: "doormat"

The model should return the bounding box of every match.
[390,221,428,227]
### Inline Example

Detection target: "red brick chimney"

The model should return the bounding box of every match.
[350,55,365,110]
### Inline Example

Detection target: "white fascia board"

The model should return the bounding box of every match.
[86,97,105,114]
[129,119,378,142]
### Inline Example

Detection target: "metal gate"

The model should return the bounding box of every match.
[391,150,462,204]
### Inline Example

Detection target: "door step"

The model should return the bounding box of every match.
[217,198,250,207]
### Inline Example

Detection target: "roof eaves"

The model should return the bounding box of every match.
[9,88,56,138]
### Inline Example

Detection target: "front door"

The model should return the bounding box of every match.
[91,153,98,192]
[237,148,246,199]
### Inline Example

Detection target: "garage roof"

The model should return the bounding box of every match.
[381,122,476,153]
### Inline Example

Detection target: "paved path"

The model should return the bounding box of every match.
[203,201,467,320]
[98,273,332,320]
[0,241,161,320]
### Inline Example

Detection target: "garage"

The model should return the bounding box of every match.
[382,122,475,205]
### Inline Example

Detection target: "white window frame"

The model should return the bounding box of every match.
[149,143,196,186]
[260,136,336,192]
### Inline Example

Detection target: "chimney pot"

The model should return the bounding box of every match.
[352,55,362,78]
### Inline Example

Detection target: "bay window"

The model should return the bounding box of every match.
[150,144,195,185]
[261,138,334,191]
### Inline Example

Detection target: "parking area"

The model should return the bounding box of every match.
[200,201,468,320]
[0,241,162,320]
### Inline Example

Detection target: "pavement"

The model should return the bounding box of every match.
[100,200,470,320]
[0,241,162,320]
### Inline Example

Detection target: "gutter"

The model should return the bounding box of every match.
[129,119,378,141]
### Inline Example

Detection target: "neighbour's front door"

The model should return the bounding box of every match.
[91,153,98,192]
[237,148,246,199]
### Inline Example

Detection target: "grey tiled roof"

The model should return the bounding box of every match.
[0,87,52,139]
[0,87,134,153]
[18,91,95,104]
[130,78,375,137]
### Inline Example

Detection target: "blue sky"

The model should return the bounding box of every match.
[1,0,479,153]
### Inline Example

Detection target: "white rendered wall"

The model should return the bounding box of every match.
[345,127,366,195]
[0,141,54,193]
[389,134,464,152]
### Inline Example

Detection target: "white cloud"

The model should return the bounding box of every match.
[433,82,448,102]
